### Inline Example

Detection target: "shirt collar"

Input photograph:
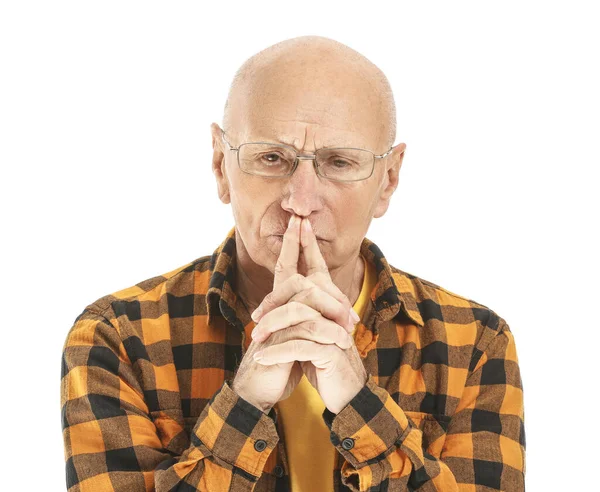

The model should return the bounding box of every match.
[205,226,424,332]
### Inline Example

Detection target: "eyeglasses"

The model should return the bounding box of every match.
[221,130,397,182]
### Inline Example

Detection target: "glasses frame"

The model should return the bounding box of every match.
[221,129,396,182]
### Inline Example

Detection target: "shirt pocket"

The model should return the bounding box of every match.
[403,411,451,458]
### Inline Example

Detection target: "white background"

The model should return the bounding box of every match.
[1,1,598,490]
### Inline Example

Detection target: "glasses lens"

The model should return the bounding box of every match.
[238,143,296,176]
[316,148,374,181]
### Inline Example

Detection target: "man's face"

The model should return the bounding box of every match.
[211,55,405,275]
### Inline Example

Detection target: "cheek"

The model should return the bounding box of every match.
[331,189,376,250]
[228,173,263,222]
[335,188,374,224]
[229,176,280,249]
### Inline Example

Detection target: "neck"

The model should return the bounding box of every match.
[233,233,365,315]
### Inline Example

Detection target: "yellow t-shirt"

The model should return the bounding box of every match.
[275,254,378,491]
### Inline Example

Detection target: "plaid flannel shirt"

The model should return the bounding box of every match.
[61,226,526,491]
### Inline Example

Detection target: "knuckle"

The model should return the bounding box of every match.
[304,320,318,335]
[270,329,287,344]
[261,292,273,308]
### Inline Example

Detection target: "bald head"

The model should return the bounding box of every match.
[222,35,396,152]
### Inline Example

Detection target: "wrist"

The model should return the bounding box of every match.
[231,382,271,414]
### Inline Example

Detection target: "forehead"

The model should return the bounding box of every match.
[243,122,369,150]
[233,84,385,151]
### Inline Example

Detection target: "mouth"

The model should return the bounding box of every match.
[272,234,328,242]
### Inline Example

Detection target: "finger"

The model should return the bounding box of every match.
[253,310,353,350]
[300,361,318,390]
[251,273,356,333]
[300,218,330,278]
[293,320,354,349]
[254,339,338,365]
[254,301,320,338]
[300,219,359,323]
[306,271,361,326]
[273,215,301,290]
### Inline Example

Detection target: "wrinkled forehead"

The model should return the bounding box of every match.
[230,78,387,152]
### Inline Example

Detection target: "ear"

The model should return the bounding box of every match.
[372,143,406,218]
[210,122,231,204]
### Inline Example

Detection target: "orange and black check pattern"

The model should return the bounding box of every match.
[61,226,525,491]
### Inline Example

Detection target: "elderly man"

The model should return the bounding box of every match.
[61,36,525,491]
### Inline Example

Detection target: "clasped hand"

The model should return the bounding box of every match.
[248,215,368,415]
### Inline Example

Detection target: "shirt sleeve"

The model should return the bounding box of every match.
[61,309,279,491]
[322,319,526,491]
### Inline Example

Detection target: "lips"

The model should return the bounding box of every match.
[272,234,327,241]
[270,219,328,241]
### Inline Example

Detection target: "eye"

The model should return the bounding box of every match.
[262,152,283,164]
[331,159,352,168]
[323,156,359,169]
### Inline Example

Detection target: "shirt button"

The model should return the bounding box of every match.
[273,465,284,478]
[254,439,267,452]
[341,437,355,450]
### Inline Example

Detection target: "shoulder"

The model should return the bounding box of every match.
[389,264,511,358]
[79,254,213,321]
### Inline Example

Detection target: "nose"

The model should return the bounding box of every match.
[280,156,324,217]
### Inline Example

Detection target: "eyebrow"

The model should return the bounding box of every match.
[247,135,357,150]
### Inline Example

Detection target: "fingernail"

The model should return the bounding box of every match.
[254,351,263,360]
[288,215,295,228]
[350,309,360,322]
[251,329,259,340]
